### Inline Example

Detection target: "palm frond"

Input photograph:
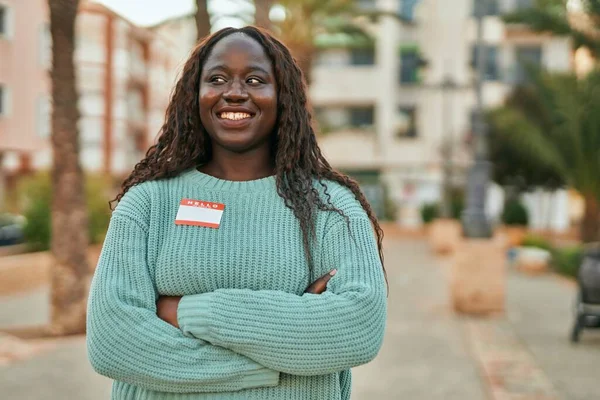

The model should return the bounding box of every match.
[489,107,569,180]
[582,0,600,19]
[503,7,572,34]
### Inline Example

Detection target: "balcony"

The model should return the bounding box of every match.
[318,130,380,169]
[310,66,380,102]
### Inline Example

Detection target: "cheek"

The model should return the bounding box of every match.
[199,88,220,112]
[256,89,278,120]
[199,91,218,126]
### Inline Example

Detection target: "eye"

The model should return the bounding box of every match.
[247,77,263,85]
[210,76,227,84]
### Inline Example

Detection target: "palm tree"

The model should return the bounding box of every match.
[488,86,565,193]
[196,0,211,41]
[254,0,274,31]
[48,0,90,335]
[504,0,600,59]
[490,69,600,242]
[269,0,376,84]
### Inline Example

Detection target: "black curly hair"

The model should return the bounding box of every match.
[111,26,386,281]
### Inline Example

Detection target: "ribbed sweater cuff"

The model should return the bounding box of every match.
[178,293,215,342]
[177,293,281,387]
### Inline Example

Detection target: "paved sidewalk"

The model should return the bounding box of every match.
[0,237,598,399]
[0,238,486,399]
[505,271,600,400]
[352,239,486,399]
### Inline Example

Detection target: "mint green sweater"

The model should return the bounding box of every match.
[86,168,387,399]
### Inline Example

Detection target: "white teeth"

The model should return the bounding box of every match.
[220,112,251,120]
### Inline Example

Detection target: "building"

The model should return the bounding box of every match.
[312,0,572,228]
[0,0,577,230]
[0,0,180,185]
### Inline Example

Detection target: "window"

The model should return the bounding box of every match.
[400,46,421,84]
[514,45,542,84]
[396,106,418,138]
[515,0,534,9]
[350,47,375,66]
[37,96,51,138]
[0,84,8,116]
[399,0,420,21]
[345,170,386,219]
[471,45,500,81]
[314,105,375,132]
[349,106,374,128]
[0,5,6,36]
[472,0,499,16]
[39,24,52,68]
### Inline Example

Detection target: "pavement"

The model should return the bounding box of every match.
[0,237,598,400]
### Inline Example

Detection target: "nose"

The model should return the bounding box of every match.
[223,79,248,102]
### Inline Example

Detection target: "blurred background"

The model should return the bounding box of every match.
[0,0,599,399]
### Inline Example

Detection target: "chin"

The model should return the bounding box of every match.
[213,131,270,154]
[215,139,260,154]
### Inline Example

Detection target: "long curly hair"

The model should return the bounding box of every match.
[111,26,386,281]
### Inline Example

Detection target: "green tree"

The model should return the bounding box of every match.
[490,69,600,242]
[488,86,565,192]
[503,0,600,58]
[274,0,372,84]
[48,0,90,335]
[246,1,414,84]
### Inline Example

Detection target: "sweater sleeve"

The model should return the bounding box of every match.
[87,211,280,393]
[177,216,387,376]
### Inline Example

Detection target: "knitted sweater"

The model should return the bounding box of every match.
[86,168,387,400]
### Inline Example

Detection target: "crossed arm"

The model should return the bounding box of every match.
[87,211,386,393]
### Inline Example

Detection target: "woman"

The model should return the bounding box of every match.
[87,26,387,399]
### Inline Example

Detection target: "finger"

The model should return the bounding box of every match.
[304,281,325,294]
[310,270,337,292]
[305,269,338,293]
[319,269,337,283]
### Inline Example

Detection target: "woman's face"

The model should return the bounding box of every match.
[199,34,278,155]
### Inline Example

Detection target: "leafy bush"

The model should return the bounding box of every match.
[551,246,583,278]
[420,203,439,224]
[522,234,554,253]
[16,172,113,251]
[451,190,464,220]
[18,173,52,251]
[501,199,529,226]
[86,175,112,244]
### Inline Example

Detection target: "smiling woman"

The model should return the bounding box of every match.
[198,34,277,156]
[86,26,388,400]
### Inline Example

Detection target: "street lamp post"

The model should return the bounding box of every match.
[461,0,492,238]
[440,75,457,219]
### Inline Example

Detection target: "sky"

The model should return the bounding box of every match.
[94,0,254,28]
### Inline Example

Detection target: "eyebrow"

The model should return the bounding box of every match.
[205,64,271,75]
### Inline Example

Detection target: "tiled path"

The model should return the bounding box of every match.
[1,237,598,399]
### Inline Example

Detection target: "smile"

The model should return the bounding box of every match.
[218,112,252,120]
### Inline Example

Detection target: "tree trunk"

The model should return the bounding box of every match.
[254,0,274,31]
[284,43,314,86]
[195,0,211,41]
[0,152,5,212]
[581,194,600,243]
[48,0,90,336]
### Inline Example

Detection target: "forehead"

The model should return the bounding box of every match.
[203,34,273,72]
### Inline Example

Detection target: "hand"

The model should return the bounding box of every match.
[156,296,182,328]
[304,269,337,294]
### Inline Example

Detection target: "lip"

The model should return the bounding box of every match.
[214,106,256,130]
[216,115,254,129]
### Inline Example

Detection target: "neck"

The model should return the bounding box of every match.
[199,147,275,181]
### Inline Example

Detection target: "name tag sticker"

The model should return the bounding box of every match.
[175,199,225,229]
